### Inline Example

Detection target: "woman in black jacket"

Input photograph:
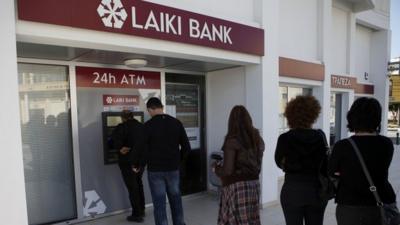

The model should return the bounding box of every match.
[328,97,396,225]
[275,95,328,225]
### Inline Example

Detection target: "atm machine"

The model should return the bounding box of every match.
[101,111,144,165]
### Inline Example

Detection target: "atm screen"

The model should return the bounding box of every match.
[107,116,122,127]
[102,111,144,165]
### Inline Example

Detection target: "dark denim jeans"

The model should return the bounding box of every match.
[148,170,185,225]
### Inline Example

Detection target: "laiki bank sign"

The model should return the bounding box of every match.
[18,0,264,56]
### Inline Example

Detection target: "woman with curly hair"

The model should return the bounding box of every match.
[275,95,328,225]
[213,105,265,225]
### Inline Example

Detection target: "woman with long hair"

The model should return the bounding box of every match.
[275,95,328,225]
[213,105,265,225]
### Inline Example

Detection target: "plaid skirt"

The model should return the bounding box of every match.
[218,180,261,225]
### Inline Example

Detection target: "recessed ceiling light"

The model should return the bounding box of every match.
[124,59,148,68]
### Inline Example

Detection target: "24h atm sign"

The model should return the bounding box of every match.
[18,0,264,56]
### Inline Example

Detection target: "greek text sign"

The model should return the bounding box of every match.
[76,66,161,89]
[18,0,264,56]
[331,75,355,89]
[331,74,374,94]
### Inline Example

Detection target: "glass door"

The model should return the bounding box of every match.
[18,63,77,224]
[165,74,206,195]
[330,93,342,145]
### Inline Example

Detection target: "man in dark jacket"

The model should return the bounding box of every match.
[112,110,146,222]
[134,97,190,225]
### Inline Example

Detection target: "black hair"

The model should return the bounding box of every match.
[347,97,382,133]
[121,110,134,120]
[146,97,163,109]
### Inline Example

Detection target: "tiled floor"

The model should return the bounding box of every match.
[76,146,400,225]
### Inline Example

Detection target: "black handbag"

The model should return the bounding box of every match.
[348,138,400,225]
[317,129,337,201]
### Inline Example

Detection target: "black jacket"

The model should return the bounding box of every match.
[328,135,396,205]
[111,119,146,165]
[275,129,327,176]
[140,114,190,172]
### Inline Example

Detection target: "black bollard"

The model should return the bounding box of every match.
[397,132,399,145]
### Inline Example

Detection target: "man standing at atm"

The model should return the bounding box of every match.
[134,97,190,225]
[112,110,146,222]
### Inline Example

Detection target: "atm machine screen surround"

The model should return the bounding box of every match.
[101,111,144,165]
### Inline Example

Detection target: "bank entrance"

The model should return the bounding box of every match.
[16,42,242,224]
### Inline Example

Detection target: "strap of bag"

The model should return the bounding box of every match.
[317,129,330,154]
[348,138,384,206]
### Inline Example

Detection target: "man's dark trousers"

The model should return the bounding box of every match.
[119,162,145,217]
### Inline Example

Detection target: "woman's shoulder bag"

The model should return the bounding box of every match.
[317,129,337,201]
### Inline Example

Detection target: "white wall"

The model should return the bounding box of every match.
[0,0,29,224]
[146,0,256,26]
[279,0,319,62]
[355,24,372,82]
[16,22,260,66]
[255,0,281,205]
[206,67,246,188]
[370,30,391,134]
[319,0,333,137]
[331,7,348,75]
[374,0,390,16]
[356,0,390,30]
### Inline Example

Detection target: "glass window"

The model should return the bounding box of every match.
[166,84,200,127]
[18,63,76,224]
[166,83,200,149]
[330,93,343,145]
[279,85,312,133]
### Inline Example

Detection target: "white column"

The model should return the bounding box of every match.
[347,12,356,75]
[0,0,29,224]
[245,65,263,127]
[254,0,281,205]
[315,0,333,136]
[370,30,391,134]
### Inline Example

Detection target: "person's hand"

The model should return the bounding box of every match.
[132,166,141,173]
[120,147,130,155]
[211,161,221,173]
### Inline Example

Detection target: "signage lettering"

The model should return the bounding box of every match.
[18,0,264,55]
[76,67,160,89]
[131,7,232,44]
[189,19,232,44]
[331,74,374,94]
[93,72,147,86]
[331,75,357,89]
[332,76,351,87]
[132,7,182,35]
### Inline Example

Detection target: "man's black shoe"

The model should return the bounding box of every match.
[126,215,144,223]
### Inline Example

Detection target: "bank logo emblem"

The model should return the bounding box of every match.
[106,96,113,104]
[97,0,128,29]
[83,190,107,216]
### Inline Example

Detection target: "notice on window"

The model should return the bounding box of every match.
[185,127,200,150]
[165,105,177,118]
